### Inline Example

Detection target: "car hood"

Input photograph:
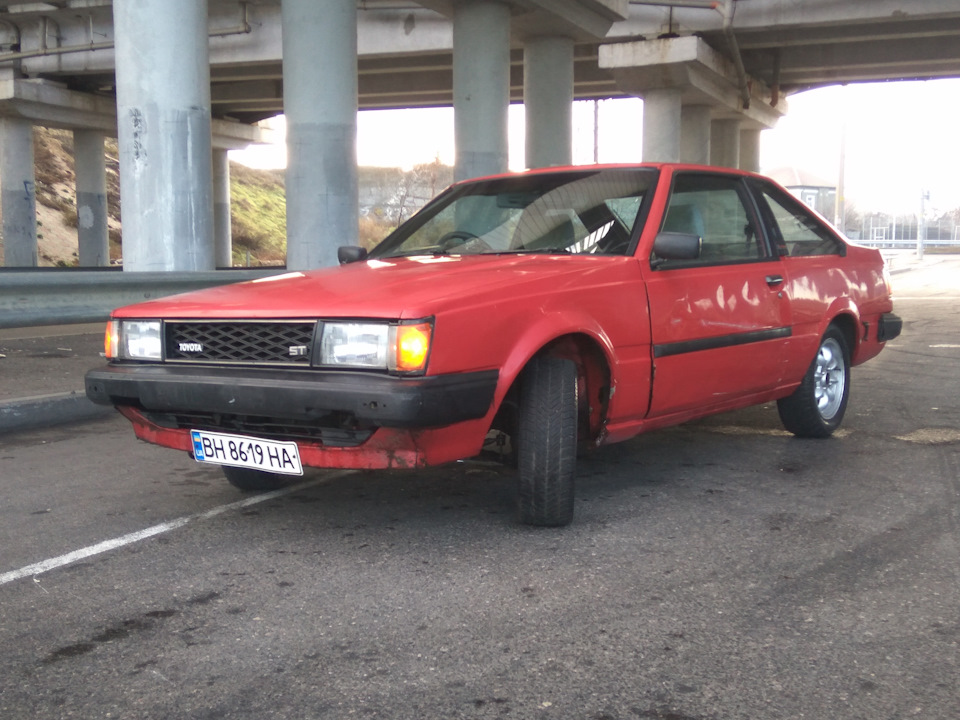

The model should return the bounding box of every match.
[112,254,633,320]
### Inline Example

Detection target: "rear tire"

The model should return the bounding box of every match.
[778,326,851,438]
[222,465,289,492]
[517,357,578,527]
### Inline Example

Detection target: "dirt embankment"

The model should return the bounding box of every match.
[1,128,451,267]
[0,128,122,267]
[1,127,287,268]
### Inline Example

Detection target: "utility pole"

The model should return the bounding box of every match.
[918,189,929,260]
[593,99,600,164]
[835,88,847,235]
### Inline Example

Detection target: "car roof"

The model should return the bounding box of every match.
[457,163,764,185]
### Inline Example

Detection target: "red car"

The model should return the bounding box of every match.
[86,164,901,526]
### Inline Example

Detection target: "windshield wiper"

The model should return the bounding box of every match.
[499,247,572,255]
[382,248,451,258]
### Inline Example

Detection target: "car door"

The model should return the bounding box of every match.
[644,171,792,418]
[746,177,851,380]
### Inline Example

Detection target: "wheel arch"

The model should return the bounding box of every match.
[812,293,861,361]
[491,329,613,446]
[826,311,858,357]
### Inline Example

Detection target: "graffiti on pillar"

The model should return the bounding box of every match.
[129,108,147,161]
[22,180,34,202]
[79,205,94,230]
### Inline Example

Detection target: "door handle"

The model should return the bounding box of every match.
[765,275,784,287]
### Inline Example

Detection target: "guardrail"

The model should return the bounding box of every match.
[0,268,287,329]
[856,239,960,250]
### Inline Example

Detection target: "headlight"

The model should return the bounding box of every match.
[104,319,162,361]
[320,323,389,368]
[319,320,433,374]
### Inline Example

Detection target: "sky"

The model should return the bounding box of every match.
[231,78,960,218]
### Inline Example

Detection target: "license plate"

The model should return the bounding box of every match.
[190,430,303,476]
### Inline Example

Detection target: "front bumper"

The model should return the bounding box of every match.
[85,363,499,429]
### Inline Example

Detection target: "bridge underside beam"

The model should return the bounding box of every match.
[600,36,783,129]
[742,33,960,90]
[2,1,958,123]
[0,75,266,148]
[207,47,627,119]
[600,36,786,167]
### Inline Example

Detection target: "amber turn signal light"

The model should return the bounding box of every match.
[393,322,432,373]
[103,319,119,359]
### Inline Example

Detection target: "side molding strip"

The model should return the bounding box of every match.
[654,326,792,358]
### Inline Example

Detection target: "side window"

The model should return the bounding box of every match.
[756,182,844,257]
[657,174,767,266]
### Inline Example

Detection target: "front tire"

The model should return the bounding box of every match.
[222,465,289,492]
[778,326,851,438]
[517,357,578,527]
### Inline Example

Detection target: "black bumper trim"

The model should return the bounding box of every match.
[85,364,499,429]
[878,313,902,343]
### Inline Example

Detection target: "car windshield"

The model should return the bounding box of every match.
[370,168,657,258]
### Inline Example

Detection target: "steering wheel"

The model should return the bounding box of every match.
[437,230,495,254]
[437,230,479,250]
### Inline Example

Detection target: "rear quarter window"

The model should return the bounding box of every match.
[753,181,845,257]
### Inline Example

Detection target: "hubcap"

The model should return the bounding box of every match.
[813,337,846,420]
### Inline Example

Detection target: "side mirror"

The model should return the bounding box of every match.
[651,232,701,268]
[337,245,368,265]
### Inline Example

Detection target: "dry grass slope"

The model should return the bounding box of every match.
[9,127,288,267]
[4,127,451,267]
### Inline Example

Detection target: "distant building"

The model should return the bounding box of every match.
[765,167,837,220]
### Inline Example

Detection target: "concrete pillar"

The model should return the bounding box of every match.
[642,88,682,163]
[739,128,762,173]
[680,105,712,165]
[114,0,214,272]
[283,0,358,269]
[524,35,574,169]
[0,118,37,267]
[74,130,109,267]
[710,118,741,169]
[453,0,510,181]
[212,149,232,267]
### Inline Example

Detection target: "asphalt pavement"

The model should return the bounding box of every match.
[0,322,112,433]
[1,255,958,719]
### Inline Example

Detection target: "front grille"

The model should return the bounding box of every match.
[165,321,316,366]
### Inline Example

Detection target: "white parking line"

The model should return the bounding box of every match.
[0,472,349,587]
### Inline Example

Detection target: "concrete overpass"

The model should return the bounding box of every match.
[1,0,960,276]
